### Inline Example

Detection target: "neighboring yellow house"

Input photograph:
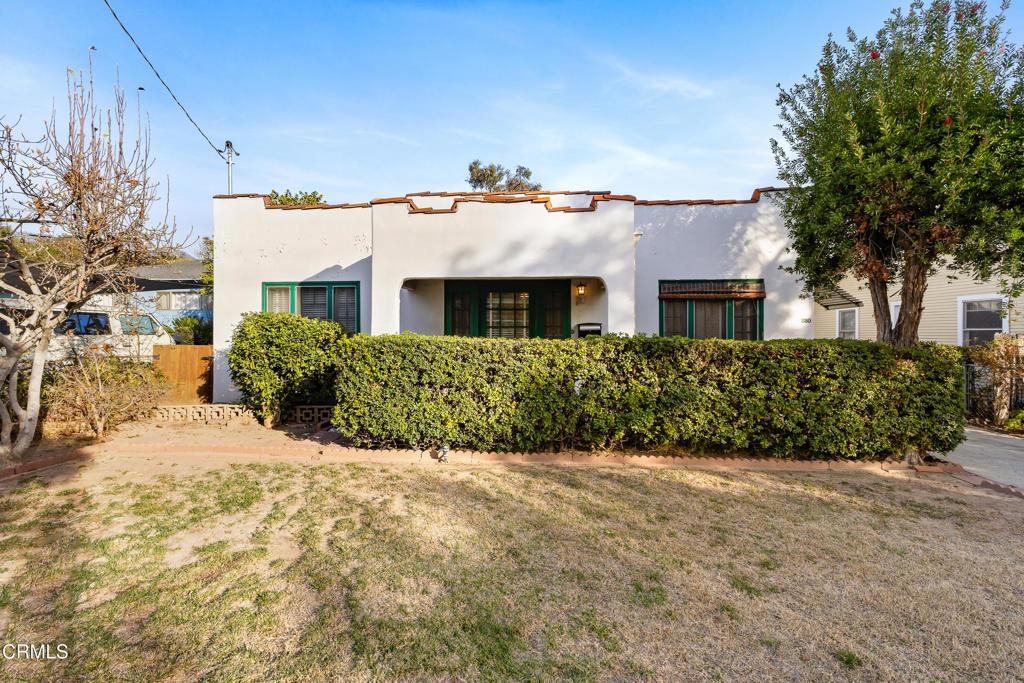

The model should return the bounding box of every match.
[813,264,1023,346]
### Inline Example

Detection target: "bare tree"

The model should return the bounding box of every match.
[0,63,181,460]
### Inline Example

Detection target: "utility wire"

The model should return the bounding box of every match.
[100,0,225,160]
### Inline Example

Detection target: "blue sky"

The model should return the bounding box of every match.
[3,1,1022,242]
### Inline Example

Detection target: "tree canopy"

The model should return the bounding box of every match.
[268,189,325,206]
[466,160,541,192]
[199,236,213,297]
[0,65,179,458]
[772,0,1024,345]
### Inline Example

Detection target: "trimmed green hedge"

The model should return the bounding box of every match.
[227,313,344,420]
[331,335,965,459]
[227,314,965,459]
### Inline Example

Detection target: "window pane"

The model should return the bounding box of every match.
[155,292,172,310]
[58,312,111,335]
[485,290,529,338]
[663,300,688,337]
[693,301,726,339]
[299,287,328,320]
[266,287,291,313]
[170,292,202,310]
[119,314,157,335]
[964,300,1002,330]
[332,286,357,333]
[837,309,856,339]
[542,289,565,339]
[450,292,471,336]
[965,329,998,346]
[733,299,758,340]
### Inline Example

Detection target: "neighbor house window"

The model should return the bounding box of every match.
[155,291,211,311]
[658,280,764,340]
[260,282,360,332]
[961,298,1004,346]
[836,309,858,339]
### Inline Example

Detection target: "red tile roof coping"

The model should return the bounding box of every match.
[634,186,787,206]
[212,187,787,213]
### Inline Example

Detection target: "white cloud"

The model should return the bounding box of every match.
[601,56,714,100]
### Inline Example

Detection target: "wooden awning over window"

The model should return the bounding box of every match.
[659,280,765,300]
[814,286,863,309]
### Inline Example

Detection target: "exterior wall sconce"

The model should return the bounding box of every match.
[575,282,586,305]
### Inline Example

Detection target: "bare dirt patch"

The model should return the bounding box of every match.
[0,425,1021,680]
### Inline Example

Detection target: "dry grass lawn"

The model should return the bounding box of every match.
[0,442,1022,681]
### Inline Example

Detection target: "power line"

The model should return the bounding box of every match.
[100,0,225,160]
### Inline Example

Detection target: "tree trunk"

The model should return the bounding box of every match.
[0,354,22,457]
[866,274,895,343]
[894,253,929,347]
[10,328,52,458]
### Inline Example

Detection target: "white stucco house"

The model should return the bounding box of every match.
[212,187,815,402]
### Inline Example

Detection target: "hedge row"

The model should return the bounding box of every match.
[227,314,966,459]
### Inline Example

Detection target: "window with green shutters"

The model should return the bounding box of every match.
[261,281,360,332]
[658,280,764,340]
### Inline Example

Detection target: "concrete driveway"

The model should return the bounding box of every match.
[946,427,1024,490]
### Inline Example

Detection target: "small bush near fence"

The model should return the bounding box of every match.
[43,352,168,439]
[331,335,965,459]
[227,313,345,421]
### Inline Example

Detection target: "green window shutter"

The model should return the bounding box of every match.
[332,286,358,333]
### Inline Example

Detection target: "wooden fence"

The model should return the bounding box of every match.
[153,344,213,404]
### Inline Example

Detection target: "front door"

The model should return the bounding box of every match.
[444,280,570,338]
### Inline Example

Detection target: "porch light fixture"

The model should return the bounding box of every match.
[575,282,586,304]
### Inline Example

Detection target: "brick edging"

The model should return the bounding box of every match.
[0,451,91,482]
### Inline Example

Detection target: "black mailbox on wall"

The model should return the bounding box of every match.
[575,323,602,338]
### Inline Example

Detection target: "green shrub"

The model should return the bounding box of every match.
[227,313,345,421]
[167,314,212,345]
[1004,410,1024,431]
[330,335,965,459]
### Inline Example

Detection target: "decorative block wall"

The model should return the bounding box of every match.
[151,404,333,426]
[282,406,333,426]
[152,404,255,424]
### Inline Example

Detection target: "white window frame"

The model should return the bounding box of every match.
[957,293,1009,347]
[835,307,859,339]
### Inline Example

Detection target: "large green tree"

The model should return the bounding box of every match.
[772,0,1024,346]
[466,160,541,192]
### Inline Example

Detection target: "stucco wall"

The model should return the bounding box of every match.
[399,279,445,335]
[634,199,812,339]
[211,191,816,402]
[212,198,373,402]
[370,199,637,336]
[813,265,1024,344]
